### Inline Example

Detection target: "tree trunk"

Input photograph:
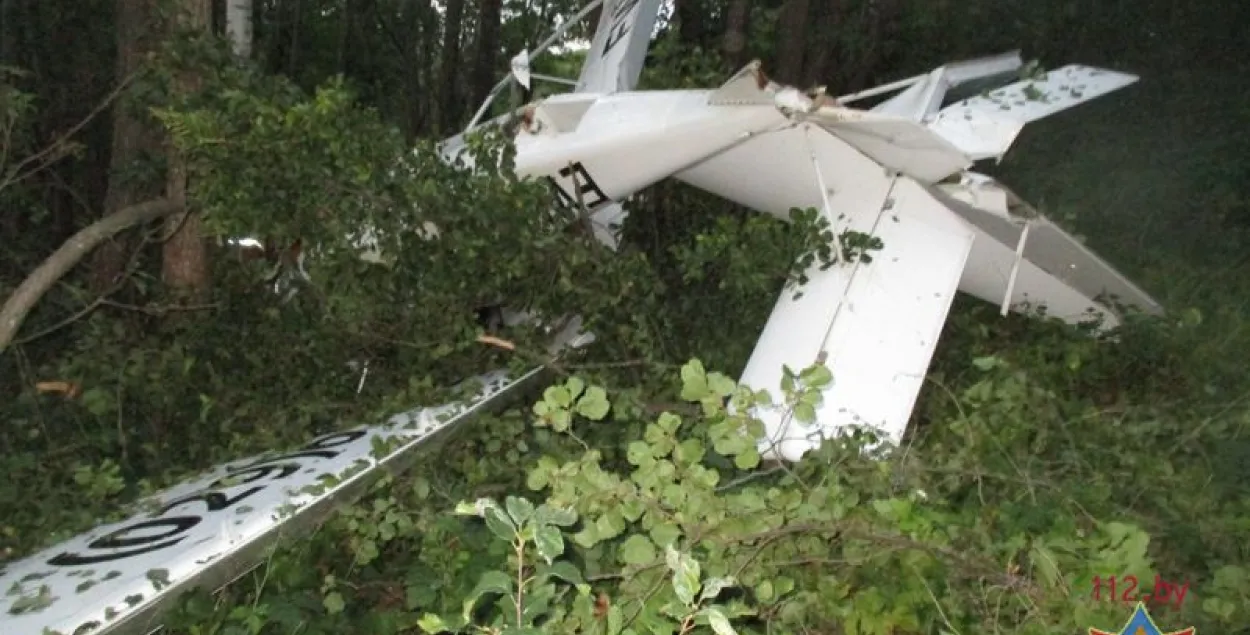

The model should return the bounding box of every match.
[721,0,750,68]
[288,0,302,77]
[417,0,439,137]
[470,0,502,109]
[225,0,253,58]
[336,0,353,75]
[91,0,166,292]
[161,0,212,302]
[774,0,810,84]
[674,0,703,46]
[438,0,466,133]
[800,0,840,89]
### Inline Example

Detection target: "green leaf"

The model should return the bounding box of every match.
[550,409,573,433]
[323,591,346,615]
[665,546,701,606]
[619,534,658,566]
[80,388,112,417]
[699,576,737,602]
[971,355,999,371]
[800,364,832,388]
[626,440,653,465]
[417,613,450,634]
[792,402,816,424]
[462,570,514,621]
[484,505,518,542]
[505,496,536,526]
[544,385,572,408]
[649,523,682,548]
[681,360,710,401]
[565,376,586,399]
[699,606,737,635]
[1029,545,1061,588]
[680,359,706,386]
[707,372,737,397]
[754,580,775,603]
[535,504,578,527]
[537,561,586,588]
[733,446,760,469]
[575,386,611,421]
[534,525,565,564]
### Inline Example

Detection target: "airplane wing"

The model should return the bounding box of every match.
[926,64,1139,161]
[0,368,558,635]
[675,117,976,462]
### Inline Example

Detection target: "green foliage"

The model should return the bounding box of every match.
[4,3,1250,635]
[154,357,1248,635]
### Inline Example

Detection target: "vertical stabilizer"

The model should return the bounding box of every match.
[575,0,663,94]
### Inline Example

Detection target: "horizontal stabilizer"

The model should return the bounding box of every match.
[810,109,972,183]
[929,64,1139,160]
[931,174,1163,324]
[871,50,1024,119]
[708,61,774,106]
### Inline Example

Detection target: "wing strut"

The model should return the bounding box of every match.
[806,126,848,263]
[1001,223,1030,316]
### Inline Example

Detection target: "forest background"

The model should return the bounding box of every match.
[2,0,1250,633]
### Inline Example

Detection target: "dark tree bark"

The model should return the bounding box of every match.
[336,0,354,75]
[800,0,841,89]
[416,0,439,137]
[774,0,810,84]
[674,0,703,46]
[437,0,466,133]
[161,0,213,301]
[721,0,750,68]
[470,0,502,109]
[91,0,166,292]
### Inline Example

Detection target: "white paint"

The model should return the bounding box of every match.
[0,368,544,635]
[12,3,1160,630]
[929,65,1139,160]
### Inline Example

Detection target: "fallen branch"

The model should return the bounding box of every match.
[476,334,517,351]
[0,198,181,353]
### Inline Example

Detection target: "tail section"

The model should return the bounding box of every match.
[575,0,663,94]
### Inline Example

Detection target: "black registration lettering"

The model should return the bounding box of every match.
[45,429,369,567]
[159,485,267,515]
[48,517,202,566]
[548,162,610,211]
[602,0,641,55]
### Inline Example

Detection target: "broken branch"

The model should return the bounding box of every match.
[0,198,181,353]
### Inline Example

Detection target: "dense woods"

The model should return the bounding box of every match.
[2,0,1250,633]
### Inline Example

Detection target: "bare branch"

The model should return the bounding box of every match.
[0,198,180,352]
[0,71,140,194]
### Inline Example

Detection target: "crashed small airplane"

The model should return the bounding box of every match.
[0,0,1161,633]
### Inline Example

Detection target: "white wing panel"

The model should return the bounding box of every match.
[929,64,1138,160]
[676,125,974,461]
